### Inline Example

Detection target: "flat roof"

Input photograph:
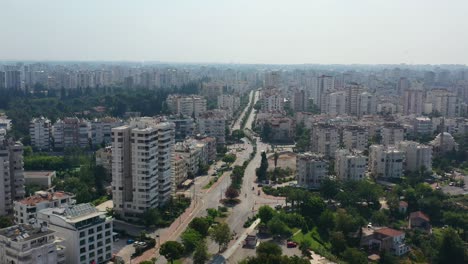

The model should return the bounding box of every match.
[24,171,55,178]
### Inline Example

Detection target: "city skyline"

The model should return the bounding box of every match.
[2,0,468,64]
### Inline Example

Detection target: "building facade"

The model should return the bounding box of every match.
[369,145,404,179]
[296,152,329,189]
[30,117,52,151]
[335,149,367,181]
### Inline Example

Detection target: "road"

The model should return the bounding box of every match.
[131,89,285,263]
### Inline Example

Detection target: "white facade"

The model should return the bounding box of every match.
[14,191,75,225]
[166,95,207,118]
[111,118,175,219]
[217,94,240,118]
[323,91,346,115]
[381,123,405,146]
[0,224,65,264]
[342,126,369,151]
[38,203,113,264]
[52,118,90,149]
[403,89,424,115]
[197,111,226,145]
[296,152,329,189]
[412,117,432,136]
[90,117,123,146]
[261,89,284,112]
[30,117,52,151]
[310,124,339,158]
[335,149,368,181]
[369,145,404,179]
[397,141,432,172]
[357,92,376,117]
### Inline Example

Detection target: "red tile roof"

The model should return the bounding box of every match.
[375,227,404,237]
[399,201,408,207]
[410,211,430,222]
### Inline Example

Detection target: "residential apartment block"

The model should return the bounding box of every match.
[14,191,75,225]
[0,224,66,264]
[342,126,369,151]
[310,123,339,158]
[53,118,90,149]
[335,149,368,181]
[369,145,403,179]
[0,140,25,216]
[38,203,113,264]
[111,118,175,219]
[29,117,52,151]
[296,152,329,189]
[197,110,226,145]
[166,94,207,118]
[381,122,405,146]
[397,141,432,172]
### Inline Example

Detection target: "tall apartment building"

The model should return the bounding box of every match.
[53,118,90,149]
[397,77,411,95]
[412,117,432,136]
[323,91,346,115]
[90,117,123,146]
[0,71,5,89]
[0,140,25,216]
[292,89,309,112]
[260,88,284,112]
[357,92,376,117]
[167,115,195,142]
[0,224,66,264]
[264,71,281,88]
[346,83,364,115]
[397,141,432,172]
[335,149,368,181]
[197,110,226,145]
[201,82,224,99]
[30,117,52,151]
[14,191,75,225]
[342,126,369,151]
[172,153,188,192]
[310,123,339,158]
[111,118,175,219]
[5,70,21,89]
[381,122,405,146]
[369,145,404,179]
[428,90,459,117]
[316,75,334,110]
[296,152,329,189]
[217,94,240,118]
[166,95,207,118]
[38,203,113,264]
[403,89,424,115]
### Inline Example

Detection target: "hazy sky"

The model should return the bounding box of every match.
[1,0,468,64]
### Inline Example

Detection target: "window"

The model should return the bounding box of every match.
[79,231,85,238]
[80,247,86,254]
[80,239,85,246]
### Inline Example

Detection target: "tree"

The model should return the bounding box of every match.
[273,152,279,168]
[267,217,292,238]
[258,205,276,223]
[225,186,240,200]
[319,178,340,199]
[300,196,325,220]
[256,151,269,182]
[193,239,209,264]
[181,228,203,253]
[142,208,161,227]
[189,217,211,237]
[222,154,236,163]
[256,241,282,257]
[341,247,367,264]
[318,210,335,231]
[330,231,346,255]
[0,216,13,228]
[210,222,231,252]
[159,241,184,264]
[436,228,467,264]
[371,210,390,226]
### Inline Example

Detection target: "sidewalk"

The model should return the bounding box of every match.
[223,218,260,260]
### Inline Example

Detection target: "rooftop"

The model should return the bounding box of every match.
[18,191,73,206]
[0,224,54,242]
[375,227,404,237]
[410,211,430,222]
[24,171,55,178]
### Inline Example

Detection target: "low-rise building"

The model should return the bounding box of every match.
[363,227,409,256]
[409,211,431,232]
[172,153,188,191]
[37,203,113,264]
[14,191,74,224]
[335,149,367,181]
[23,171,56,188]
[0,224,66,264]
[296,152,328,189]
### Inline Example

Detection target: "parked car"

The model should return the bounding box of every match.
[126,239,135,245]
[287,241,298,248]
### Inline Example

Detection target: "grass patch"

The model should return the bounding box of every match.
[292,227,340,263]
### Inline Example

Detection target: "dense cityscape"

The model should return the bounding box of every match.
[0,62,466,264]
